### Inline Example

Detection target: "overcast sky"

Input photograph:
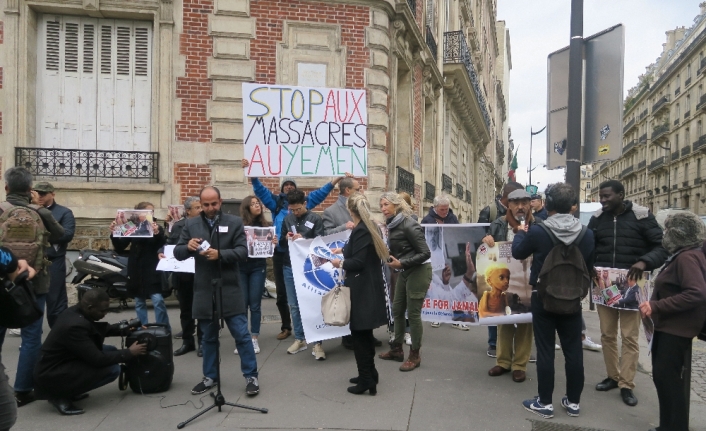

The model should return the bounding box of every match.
[496,0,699,192]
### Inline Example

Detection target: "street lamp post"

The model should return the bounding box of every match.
[529,126,546,186]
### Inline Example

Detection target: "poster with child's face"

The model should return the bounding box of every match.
[112,210,154,238]
[475,241,533,325]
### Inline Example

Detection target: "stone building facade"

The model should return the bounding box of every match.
[0,0,510,249]
[591,3,706,215]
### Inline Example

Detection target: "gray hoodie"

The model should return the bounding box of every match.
[542,213,583,245]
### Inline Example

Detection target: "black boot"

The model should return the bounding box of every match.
[349,368,379,384]
[49,399,84,415]
[347,380,377,395]
[174,340,195,356]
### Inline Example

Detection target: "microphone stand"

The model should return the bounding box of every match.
[178,213,268,429]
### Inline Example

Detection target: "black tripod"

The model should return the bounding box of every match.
[178,214,268,429]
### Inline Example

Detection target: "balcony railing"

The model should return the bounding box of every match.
[681,146,691,157]
[15,147,159,182]
[425,26,437,60]
[407,0,416,17]
[638,160,646,169]
[698,94,706,111]
[694,135,706,152]
[648,156,665,171]
[639,109,648,121]
[686,77,692,87]
[621,165,634,177]
[695,177,702,185]
[700,57,706,75]
[647,190,653,196]
[396,166,415,195]
[444,31,491,129]
[674,118,680,126]
[673,184,678,190]
[675,87,681,97]
[638,133,647,144]
[683,181,690,187]
[424,181,436,202]
[672,150,680,161]
[651,123,670,142]
[441,173,453,192]
[623,118,635,133]
[456,183,464,200]
[623,139,636,153]
[465,190,472,204]
[685,110,691,119]
[652,95,670,114]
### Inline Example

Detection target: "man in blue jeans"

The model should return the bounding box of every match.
[175,186,260,396]
[33,288,147,415]
[279,191,325,359]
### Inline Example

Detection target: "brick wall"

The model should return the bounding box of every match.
[248,177,369,214]
[0,20,3,44]
[174,163,213,202]
[0,67,3,89]
[175,0,214,143]
[0,112,3,135]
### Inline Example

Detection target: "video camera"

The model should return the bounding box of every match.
[117,318,142,336]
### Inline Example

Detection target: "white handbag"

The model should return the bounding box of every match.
[321,268,351,326]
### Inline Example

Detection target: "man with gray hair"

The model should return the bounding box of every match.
[160,196,203,356]
[0,167,65,407]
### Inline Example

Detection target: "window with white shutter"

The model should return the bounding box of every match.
[37,15,152,152]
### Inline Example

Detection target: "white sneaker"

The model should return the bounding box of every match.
[582,337,602,351]
[451,323,470,331]
[8,329,21,336]
[234,347,238,355]
[404,333,412,346]
[312,343,326,360]
[252,338,260,354]
[430,322,441,328]
[287,339,307,354]
[555,344,561,350]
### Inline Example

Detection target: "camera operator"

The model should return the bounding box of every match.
[33,289,147,415]
[0,247,36,430]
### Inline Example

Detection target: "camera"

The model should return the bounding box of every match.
[117,318,142,335]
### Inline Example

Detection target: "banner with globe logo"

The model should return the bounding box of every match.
[289,230,353,343]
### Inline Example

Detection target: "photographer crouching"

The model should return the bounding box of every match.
[33,289,147,415]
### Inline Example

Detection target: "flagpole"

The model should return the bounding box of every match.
[529,126,546,186]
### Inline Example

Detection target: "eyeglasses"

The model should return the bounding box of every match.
[250,202,261,207]
[290,206,305,213]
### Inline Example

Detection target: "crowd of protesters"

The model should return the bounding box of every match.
[0,165,704,431]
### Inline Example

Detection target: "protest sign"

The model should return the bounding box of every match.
[475,240,533,325]
[245,226,276,258]
[156,245,195,273]
[112,210,154,238]
[591,267,650,311]
[420,224,488,324]
[242,83,368,177]
[289,231,351,343]
[167,205,184,233]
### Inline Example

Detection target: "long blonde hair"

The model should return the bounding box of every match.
[379,191,413,217]
[348,193,390,261]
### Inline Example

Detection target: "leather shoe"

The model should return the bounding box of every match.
[14,391,35,407]
[620,388,638,406]
[174,342,196,356]
[595,377,619,391]
[488,366,510,376]
[512,370,526,382]
[71,393,89,402]
[197,345,203,357]
[49,399,85,415]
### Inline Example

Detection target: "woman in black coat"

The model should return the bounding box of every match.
[331,193,389,395]
[110,202,170,329]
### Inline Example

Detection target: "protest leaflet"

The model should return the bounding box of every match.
[242,83,368,177]
[475,240,533,325]
[591,267,651,311]
[156,245,195,273]
[289,231,351,343]
[112,210,154,238]
[245,226,276,258]
[420,224,488,324]
[167,205,184,232]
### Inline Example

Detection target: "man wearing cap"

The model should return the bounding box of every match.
[530,194,548,221]
[35,182,76,328]
[241,159,347,340]
[482,189,535,383]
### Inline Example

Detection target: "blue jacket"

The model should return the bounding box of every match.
[533,207,548,221]
[511,223,595,287]
[46,202,75,259]
[251,178,333,252]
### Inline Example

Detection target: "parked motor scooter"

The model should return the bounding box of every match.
[71,249,130,308]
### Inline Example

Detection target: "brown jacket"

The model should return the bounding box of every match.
[650,245,706,338]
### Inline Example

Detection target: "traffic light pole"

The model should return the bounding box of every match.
[566,0,584,215]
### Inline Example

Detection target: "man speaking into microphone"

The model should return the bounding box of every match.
[174,186,260,397]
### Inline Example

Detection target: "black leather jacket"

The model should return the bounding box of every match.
[387,215,431,269]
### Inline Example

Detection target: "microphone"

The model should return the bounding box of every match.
[518,216,526,230]
[213,214,220,225]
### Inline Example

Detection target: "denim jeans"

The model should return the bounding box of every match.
[84,345,121,394]
[0,294,47,392]
[488,325,497,347]
[199,315,257,381]
[239,259,267,336]
[134,293,170,330]
[282,265,305,341]
[46,257,68,328]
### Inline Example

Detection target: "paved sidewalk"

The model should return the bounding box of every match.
[3,301,705,431]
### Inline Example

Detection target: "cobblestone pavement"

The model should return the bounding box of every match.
[693,339,706,401]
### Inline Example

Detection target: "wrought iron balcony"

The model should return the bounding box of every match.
[699,57,706,75]
[640,186,645,191]
[639,109,648,121]
[621,165,634,178]
[638,160,646,169]
[684,110,691,119]
[441,173,453,192]
[456,183,463,200]
[694,135,706,152]
[674,118,680,127]
[697,94,706,112]
[695,177,702,185]
[672,184,678,190]
[443,31,491,129]
[407,0,416,17]
[623,139,636,154]
[655,187,662,194]
[675,87,681,97]
[465,190,472,204]
[424,181,436,202]
[681,146,691,157]
[647,190,653,196]
[652,95,670,115]
[600,161,609,171]
[683,181,690,187]
[672,150,680,161]
[15,147,159,182]
[426,26,437,60]
[651,123,670,143]
[396,166,415,195]
[623,118,635,133]
[686,77,692,87]
[648,156,665,171]
[638,133,647,144]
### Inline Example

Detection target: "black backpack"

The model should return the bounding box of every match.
[536,224,591,314]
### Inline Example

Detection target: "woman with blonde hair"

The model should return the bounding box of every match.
[331,193,389,395]
[377,192,431,371]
